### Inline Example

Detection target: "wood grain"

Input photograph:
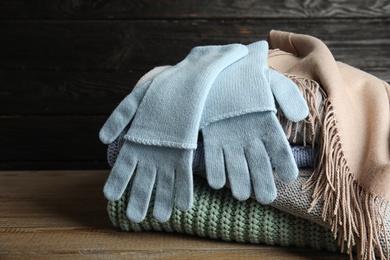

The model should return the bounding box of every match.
[1,18,390,169]
[0,0,389,19]
[0,170,349,259]
[1,67,389,116]
[0,2,387,256]
[0,116,107,163]
[1,1,389,171]
[1,19,389,71]
[0,70,141,115]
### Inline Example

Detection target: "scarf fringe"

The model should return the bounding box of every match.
[302,99,390,260]
[278,76,323,147]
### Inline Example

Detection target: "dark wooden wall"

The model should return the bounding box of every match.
[1,0,389,170]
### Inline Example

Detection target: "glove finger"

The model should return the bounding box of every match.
[204,145,226,189]
[175,150,194,211]
[246,140,277,204]
[224,146,251,201]
[126,164,157,223]
[103,143,136,201]
[261,113,299,183]
[99,81,151,144]
[153,167,175,222]
[269,70,309,122]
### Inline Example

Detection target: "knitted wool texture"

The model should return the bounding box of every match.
[103,41,390,258]
[198,41,309,203]
[107,175,339,252]
[100,44,249,223]
[107,132,317,174]
[268,30,390,259]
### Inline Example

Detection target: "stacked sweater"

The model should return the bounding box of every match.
[100,31,390,260]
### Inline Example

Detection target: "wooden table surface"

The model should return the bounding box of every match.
[0,170,349,259]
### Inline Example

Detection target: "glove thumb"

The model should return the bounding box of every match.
[269,69,309,122]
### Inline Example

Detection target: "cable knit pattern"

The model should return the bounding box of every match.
[107,175,339,252]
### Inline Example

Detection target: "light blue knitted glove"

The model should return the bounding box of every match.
[99,44,248,223]
[200,41,309,204]
[108,135,318,173]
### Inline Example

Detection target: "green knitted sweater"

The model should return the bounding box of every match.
[107,175,339,252]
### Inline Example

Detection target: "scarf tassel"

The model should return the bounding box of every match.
[302,99,390,260]
[278,76,323,148]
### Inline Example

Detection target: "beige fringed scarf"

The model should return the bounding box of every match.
[267,30,390,259]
